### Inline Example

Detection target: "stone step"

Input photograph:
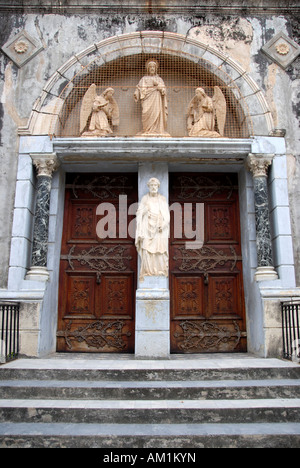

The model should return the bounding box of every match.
[1,422,300,448]
[1,357,300,382]
[1,379,300,400]
[1,356,299,447]
[1,398,300,424]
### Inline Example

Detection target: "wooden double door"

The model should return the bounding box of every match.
[57,173,137,353]
[169,173,247,353]
[57,172,247,354]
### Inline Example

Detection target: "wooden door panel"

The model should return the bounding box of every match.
[66,275,96,318]
[206,203,239,244]
[56,318,134,353]
[57,173,137,353]
[171,319,244,354]
[207,274,241,318]
[70,203,97,241]
[171,275,205,319]
[101,274,134,319]
[170,173,247,354]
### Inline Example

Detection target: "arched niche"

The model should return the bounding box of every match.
[19,32,274,138]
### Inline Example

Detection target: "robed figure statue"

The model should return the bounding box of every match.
[134,59,170,137]
[135,178,170,282]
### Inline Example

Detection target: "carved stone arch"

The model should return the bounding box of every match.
[19,31,274,137]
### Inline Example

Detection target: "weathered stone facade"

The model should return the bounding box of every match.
[1,0,300,358]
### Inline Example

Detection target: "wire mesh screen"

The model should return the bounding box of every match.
[53,53,252,139]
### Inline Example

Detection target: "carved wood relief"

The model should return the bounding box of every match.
[57,320,131,351]
[173,320,242,353]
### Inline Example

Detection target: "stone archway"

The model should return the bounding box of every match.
[15,31,295,359]
[18,31,274,138]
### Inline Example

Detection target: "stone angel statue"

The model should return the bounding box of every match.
[80,84,119,137]
[187,86,226,138]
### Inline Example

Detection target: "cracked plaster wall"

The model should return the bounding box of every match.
[0,8,300,288]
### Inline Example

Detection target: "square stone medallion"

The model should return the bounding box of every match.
[1,30,44,68]
[262,31,300,69]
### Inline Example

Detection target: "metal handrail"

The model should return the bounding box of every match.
[282,302,300,362]
[0,302,20,364]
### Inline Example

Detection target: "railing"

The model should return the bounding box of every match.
[0,303,20,364]
[282,302,300,362]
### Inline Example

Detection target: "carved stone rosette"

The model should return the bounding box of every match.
[26,154,59,282]
[246,153,278,282]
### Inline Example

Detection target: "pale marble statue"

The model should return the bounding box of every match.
[187,86,226,138]
[135,178,170,281]
[134,59,170,137]
[80,84,119,137]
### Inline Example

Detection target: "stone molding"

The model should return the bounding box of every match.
[19,31,274,138]
[0,1,298,14]
[54,137,253,166]
[254,266,279,282]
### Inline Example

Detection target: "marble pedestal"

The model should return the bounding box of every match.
[135,276,170,358]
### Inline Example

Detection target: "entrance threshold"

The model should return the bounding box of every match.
[2,353,298,370]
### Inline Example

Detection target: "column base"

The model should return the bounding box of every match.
[255,266,278,282]
[25,266,50,282]
[135,276,170,358]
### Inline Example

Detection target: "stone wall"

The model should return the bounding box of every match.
[0,1,300,288]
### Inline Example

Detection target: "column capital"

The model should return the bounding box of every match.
[246,153,274,178]
[30,153,59,178]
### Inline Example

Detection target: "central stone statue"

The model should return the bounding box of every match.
[134,59,170,137]
[135,178,170,281]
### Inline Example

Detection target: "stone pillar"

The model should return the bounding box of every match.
[25,153,59,282]
[135,162,170,358]
[246,153,278,282]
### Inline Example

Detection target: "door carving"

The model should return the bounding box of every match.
[170,173,247,353]
[57,173,137,353]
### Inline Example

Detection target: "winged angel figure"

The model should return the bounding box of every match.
[80,84,119,137]
[187,87,226,138]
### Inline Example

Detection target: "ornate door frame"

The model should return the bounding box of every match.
[6,134,297,357]
[7,31,297,357]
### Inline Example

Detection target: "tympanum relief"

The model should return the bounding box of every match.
[78,61,228,138]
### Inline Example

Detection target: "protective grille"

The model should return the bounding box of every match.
[52,53,252,139]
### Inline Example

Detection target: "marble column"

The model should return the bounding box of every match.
[246,153,278,282]
[135,162,170,358]
[25,154,59,282]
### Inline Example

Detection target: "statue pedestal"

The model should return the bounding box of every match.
[135,276,170,358]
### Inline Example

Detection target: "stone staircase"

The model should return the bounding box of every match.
[0,355,300,448]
